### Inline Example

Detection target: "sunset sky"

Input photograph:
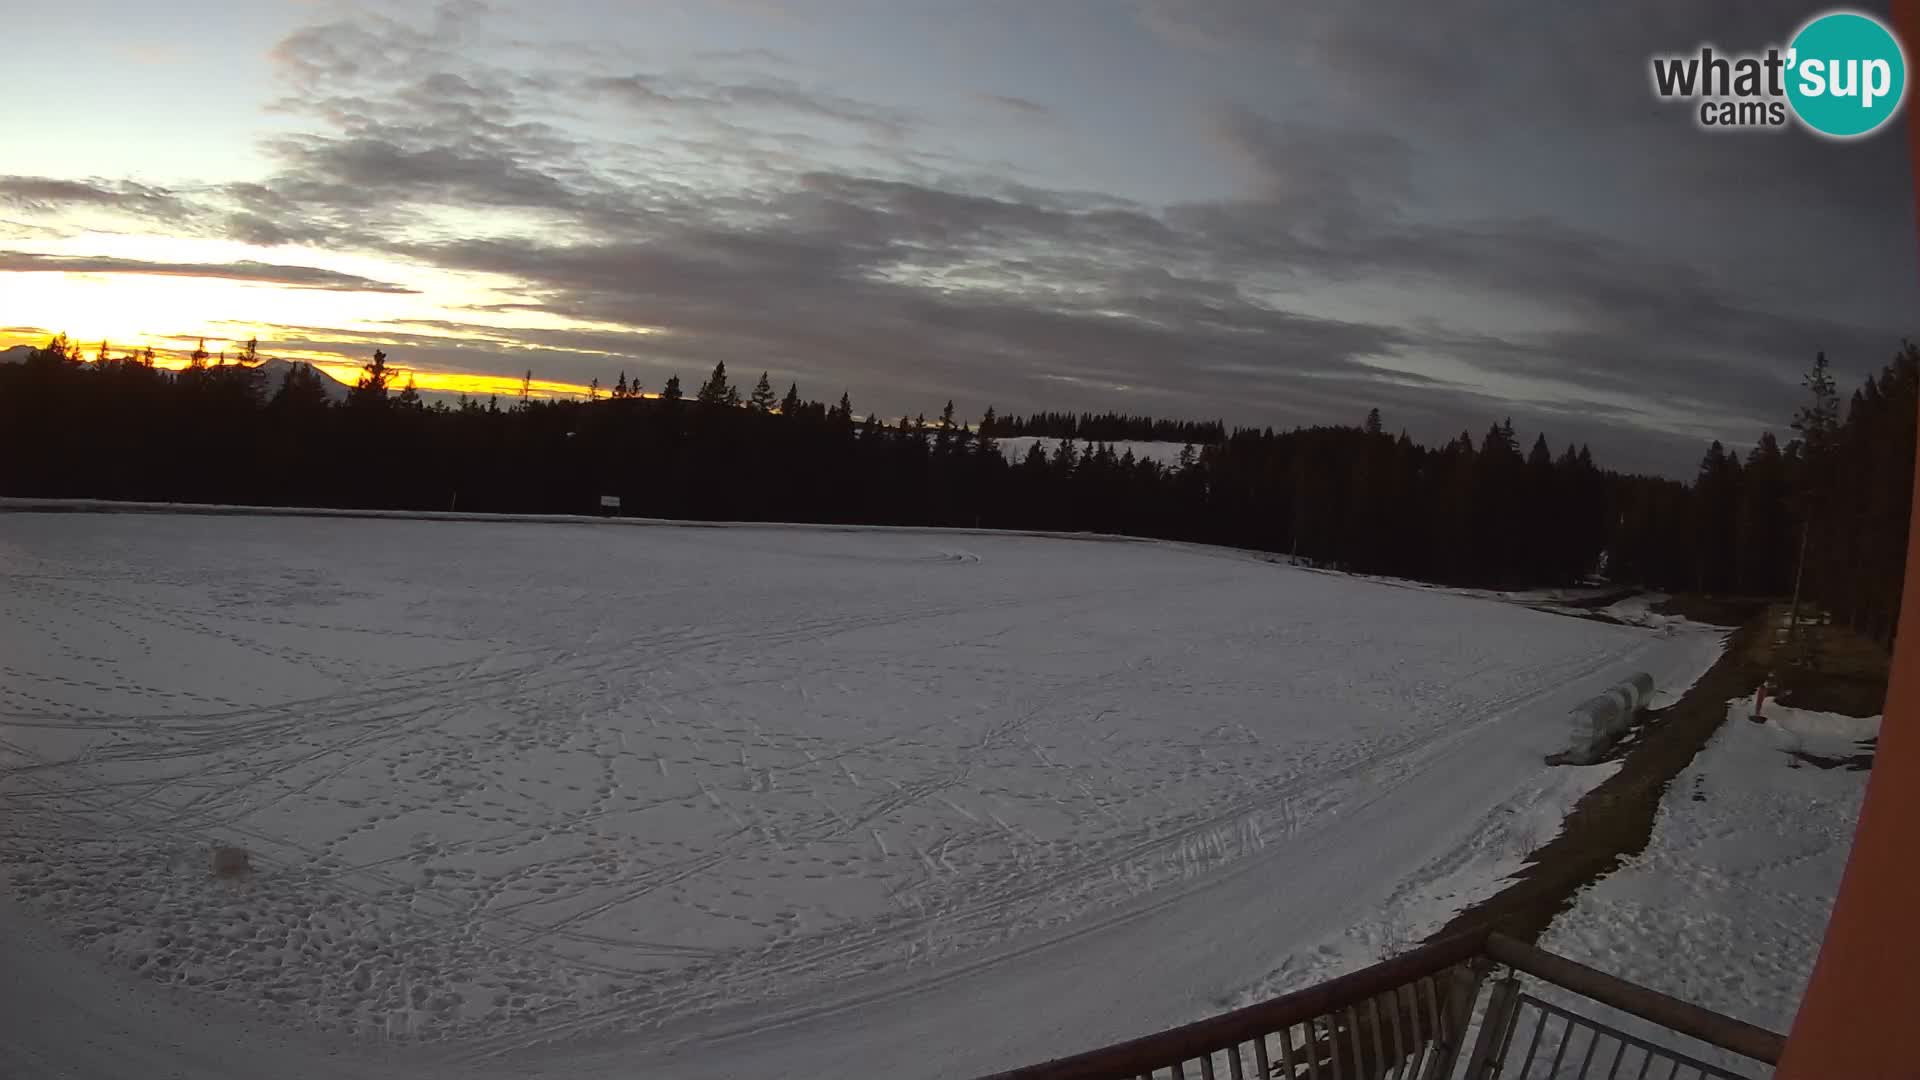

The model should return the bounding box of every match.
[3,0,1914,474]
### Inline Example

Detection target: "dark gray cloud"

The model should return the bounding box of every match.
[0,176,191,219]
[589,73,915,141]
[268,136,579,209]
[382,206,1432,438]
[1144,2,1915,302]
[1138,0,1814,120]
[692,48,793,66]
[0,252,416,293]
[1202,107,1414,230]
[979,94,1050,118]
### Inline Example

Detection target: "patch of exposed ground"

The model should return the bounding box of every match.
[1428,599,1773,945]
[1432,598,1890,948]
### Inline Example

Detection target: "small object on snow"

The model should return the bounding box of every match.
[1750,673,1776,723]
[1554,673,1655,765]
[210,845,251,878]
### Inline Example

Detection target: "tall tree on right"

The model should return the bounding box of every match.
[1736,432,1794,595]
[1692,441,1743,594]
[1788,351,1842,642]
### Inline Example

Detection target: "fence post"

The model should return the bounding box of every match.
[1457,971,1520,1080]
[1422,960,1490,1080]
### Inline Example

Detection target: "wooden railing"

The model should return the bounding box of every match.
[980,932,1784,1080]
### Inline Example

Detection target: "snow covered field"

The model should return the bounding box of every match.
[1530,703,1877,1077]
[0,511,1726,1078]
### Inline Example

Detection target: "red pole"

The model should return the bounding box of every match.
[1775,13,1920,1068]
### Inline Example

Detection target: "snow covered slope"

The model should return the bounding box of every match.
[1532,703,1873,1077]
[0,512,1724,1079]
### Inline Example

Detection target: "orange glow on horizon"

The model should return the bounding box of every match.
[1,331,603,401]
[306,361,597,401]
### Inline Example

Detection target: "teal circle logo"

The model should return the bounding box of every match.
[1786,10,1908,138]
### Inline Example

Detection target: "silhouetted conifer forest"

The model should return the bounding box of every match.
[3,335,1913,638]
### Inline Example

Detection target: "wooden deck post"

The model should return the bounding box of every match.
[1776,47,1920,1071]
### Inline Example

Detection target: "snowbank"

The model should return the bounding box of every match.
[1535,701,1875,1076]
[1558,672,1655,765]
[1593,593,1693,631]
[1763,706,1880,750]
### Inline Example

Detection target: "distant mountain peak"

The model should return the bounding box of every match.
[0,347,357,401]
[250,357,352,401]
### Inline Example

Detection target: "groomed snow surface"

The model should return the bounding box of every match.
[1,512,1727,1079]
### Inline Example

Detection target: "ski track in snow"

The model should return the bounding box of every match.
[0,513,1726,1078]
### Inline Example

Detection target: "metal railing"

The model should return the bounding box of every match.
[981,932,1785,1080]
[1470,991,1750,1080]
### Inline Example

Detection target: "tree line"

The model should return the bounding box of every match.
[979,410,1224,444]
[1,334,1912,628]
[1685,347,1919,645]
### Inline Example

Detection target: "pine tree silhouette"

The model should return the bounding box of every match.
[975,408,1000,458]
[696,363,735,407]
[271,361,330,413]
[348,350,393,408]
[748,372,776,413]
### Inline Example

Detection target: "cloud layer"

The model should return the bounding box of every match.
[0,251,415,293]
[2,0,1912,477]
